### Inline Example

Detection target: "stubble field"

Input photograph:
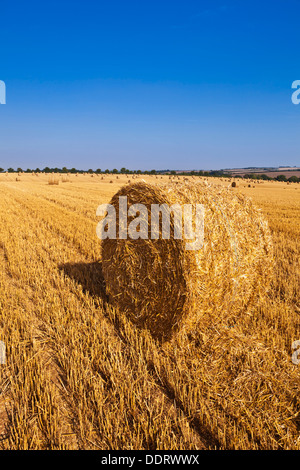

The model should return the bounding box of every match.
[0,172,299,450]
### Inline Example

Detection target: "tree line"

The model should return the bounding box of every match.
[0,167,299,182]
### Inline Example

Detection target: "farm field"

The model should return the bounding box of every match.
[0,172,299,450]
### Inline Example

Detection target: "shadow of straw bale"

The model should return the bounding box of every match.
[59,261,108,301]
[58,260,174,342]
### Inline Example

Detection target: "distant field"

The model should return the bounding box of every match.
[227,169,300,178]
[261,170,300,178]
[0,172,299,449]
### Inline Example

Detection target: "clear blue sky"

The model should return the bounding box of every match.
[0,0,300,171]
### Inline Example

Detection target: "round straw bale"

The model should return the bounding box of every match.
[101,181,274,339]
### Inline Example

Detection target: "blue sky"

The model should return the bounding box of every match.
[0,0,299,171]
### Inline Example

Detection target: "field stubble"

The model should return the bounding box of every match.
[0,173,299,449]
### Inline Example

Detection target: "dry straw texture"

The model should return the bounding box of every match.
[102,181,274,339]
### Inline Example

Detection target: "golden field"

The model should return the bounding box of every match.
[0,172,299,450]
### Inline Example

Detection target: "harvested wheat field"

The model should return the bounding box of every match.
[0,172,299,450]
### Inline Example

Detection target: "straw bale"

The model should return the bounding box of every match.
[101,181,274,339]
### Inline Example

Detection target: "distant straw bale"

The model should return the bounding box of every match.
[48,175,59,185]
[101,181,274,339]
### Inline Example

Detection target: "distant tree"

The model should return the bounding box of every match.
[210,170,224,177]
[70,168,77,173]
[35,168,41,173]
[104,169,110,173]
[260,174,269,180]
[95,168,102,174]
[120,167,127,174]
[62,167,68,173]
[150,169,156,175]
[170,170,176,175]
[112,168,119,174]
[17,167,23,173]
[276,174,287,182]
[25,168,32,173]
[136,170,142,174]
[288,175,299,183]
[0,168,4,173]
[7,168,14,172]
[43,167,51,173]
[87,169,94,174]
